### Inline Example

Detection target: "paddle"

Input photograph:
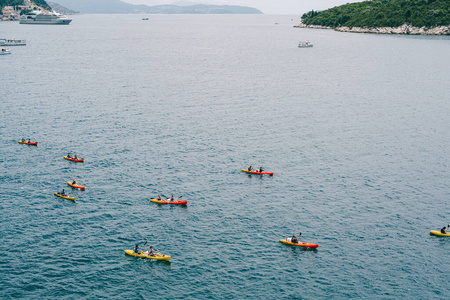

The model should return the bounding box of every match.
[140,241,149,259]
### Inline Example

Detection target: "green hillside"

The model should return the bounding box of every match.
[33,0,52,10]
[0,0,24,10]
[301,0,450,28]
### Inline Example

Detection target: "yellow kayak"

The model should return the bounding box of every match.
[124,249,171,261]
[150,198,187,205]
[430,230,450,237]
[54,192,76,201]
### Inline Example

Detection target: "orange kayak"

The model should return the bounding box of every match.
[67,181,85,190]
[64,156,84,162]
[279,239,318,249]
[242,169,273,176]
[19,140,37,146]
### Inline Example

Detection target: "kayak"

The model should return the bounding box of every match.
[18,140,37,146]
[279,239,318,249]
[242,169,273,176]
[150,198,187,205]
[64,156,84,162]
[124,249,171,261]
[430,230,450,237]
[54,192,76,201]
[67,181,85,190]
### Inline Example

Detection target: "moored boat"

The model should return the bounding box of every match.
[0,39,26,46]
[0,47,12,55]
[20,11,72,25]
[298,41,313,48]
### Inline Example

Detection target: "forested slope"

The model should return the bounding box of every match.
[301,0,450,28]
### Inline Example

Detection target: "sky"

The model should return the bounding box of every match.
[122,0,365,15]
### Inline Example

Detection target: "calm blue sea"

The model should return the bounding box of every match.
[1,14,449,299]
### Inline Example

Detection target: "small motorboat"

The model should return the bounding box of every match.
[298,41,313,48]
[0,47,12,55]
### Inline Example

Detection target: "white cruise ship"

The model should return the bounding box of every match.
[20,11,72,25]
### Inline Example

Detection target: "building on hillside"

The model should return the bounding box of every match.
[1,7,20,21]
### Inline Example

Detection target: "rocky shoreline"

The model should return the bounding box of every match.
[294,23,450,35]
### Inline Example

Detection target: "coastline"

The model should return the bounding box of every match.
[294,23,450,35]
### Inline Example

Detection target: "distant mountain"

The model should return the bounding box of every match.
[47,1,79,14]
[51,0,262,14]
[135,4,262,14]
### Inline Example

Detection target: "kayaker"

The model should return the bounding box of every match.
[148,246,156,257]
[72,179,77,185]
[292,235,299,243]
[259,167,264,173]
[61,189,67,196]
[169,195,175,202]
[27,139,31,143]
[74,154,78,159]
[248,166,253,171]
[441,227,448,234]
[134,244,142,254]
[67,153,71,158]
[157,194,162,200]
[21,138,25,142]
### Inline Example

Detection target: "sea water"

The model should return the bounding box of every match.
[1,14,449,299]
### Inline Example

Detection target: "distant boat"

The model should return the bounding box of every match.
[142,18,149,20]
[20,11,72,25]
[0,39,26,46]
[0,47,11,55]
[298,41,313,48]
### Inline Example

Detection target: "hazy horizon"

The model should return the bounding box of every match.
[122,0,366,15]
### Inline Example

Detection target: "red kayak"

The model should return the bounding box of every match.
[241,169,273,176]
[150,198,187,205]
[19,140,38,146]
[64,156,84,162]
